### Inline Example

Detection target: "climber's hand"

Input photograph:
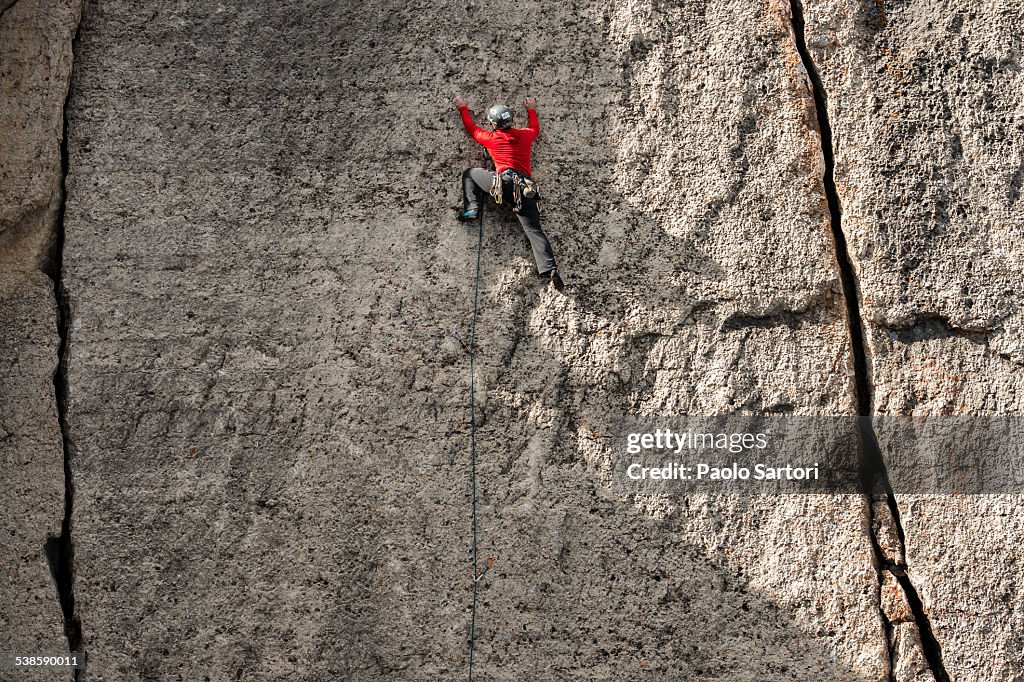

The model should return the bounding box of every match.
[453,96,468,109]
[523,97,537,110]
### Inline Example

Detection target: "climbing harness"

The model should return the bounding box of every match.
[489,169,540,215]
[520,174,539,199]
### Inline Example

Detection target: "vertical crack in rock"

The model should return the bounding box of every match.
[42,12,84,677]
[788,2,949,681]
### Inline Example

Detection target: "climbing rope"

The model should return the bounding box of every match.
[467,194,484,682]
[467,161,506,680]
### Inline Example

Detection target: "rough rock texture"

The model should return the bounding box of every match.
[0,0,75,255]
[0,0,80,675]
[0,277,66,679]
[880,570,935,682]
[804,1,1024,679]
[2,0,1020,680]
[59,0,891,679]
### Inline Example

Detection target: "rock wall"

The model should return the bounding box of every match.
[0,0,80,678]
[0,0,1020,680]
[804,1,1024,679]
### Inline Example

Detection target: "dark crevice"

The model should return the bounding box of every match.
[884,313,990,345]
[789,2,950,681]
[0,0,21,21]
[721,304,827,332]
[42,9,85,679]
[882,314,1022,368]
[720,283,844,332]
[890,565,950,681]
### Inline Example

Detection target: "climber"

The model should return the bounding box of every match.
[453,95,564,291]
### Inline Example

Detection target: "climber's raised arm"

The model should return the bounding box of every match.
[453,96,486,143]
[523,97,539,141]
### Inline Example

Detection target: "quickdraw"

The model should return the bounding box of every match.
[489,173,503,204]
[489,171,540,215]
[474,555,496,583]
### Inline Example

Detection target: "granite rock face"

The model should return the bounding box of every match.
[803,1,1024,679]
[0,0,80,676]
[60,1,884,679]
[0,0,1020,680]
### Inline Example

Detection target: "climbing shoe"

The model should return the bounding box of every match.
[549,269,565,292]
[457,208,479,222]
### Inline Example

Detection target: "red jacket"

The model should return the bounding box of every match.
[459,106,539,176]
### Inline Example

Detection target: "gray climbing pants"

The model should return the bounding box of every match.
[462,167,557,275]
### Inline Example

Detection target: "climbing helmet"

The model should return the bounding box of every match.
[487,104,514,129]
